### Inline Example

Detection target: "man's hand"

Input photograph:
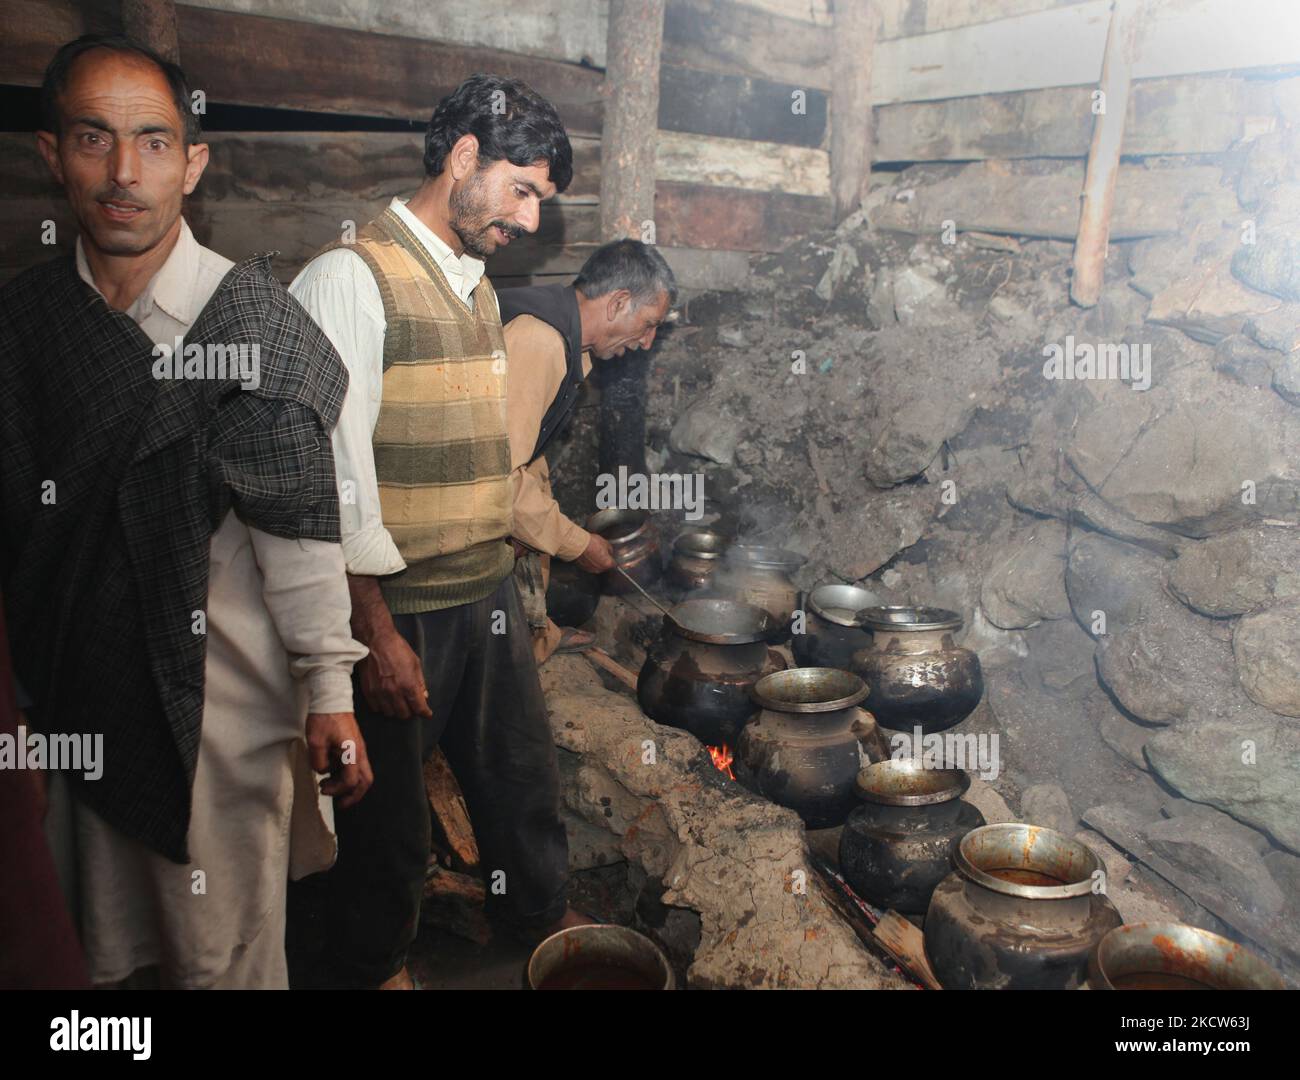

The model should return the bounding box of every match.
[574,532,616,575]
[357,628,433,720]
[306,711,374,809]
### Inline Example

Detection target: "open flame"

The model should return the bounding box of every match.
[707,743,735,780]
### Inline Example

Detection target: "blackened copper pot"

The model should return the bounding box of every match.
[839,759,985,915]
[587,508,661,594]
[712,545,807,641]
[924,823,1122,990]
[666,529,730,595]
[791,582,878,669]
[636,598,785,747]
[734,668,890,828]
[852,606,983,734]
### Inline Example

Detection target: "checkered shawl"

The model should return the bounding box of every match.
[0,253,347,862]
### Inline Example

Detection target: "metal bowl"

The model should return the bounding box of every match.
[808,582,881,628]
[954,823,1102,900]
[750,667,869,713]
[528,924,675,991]
[859,605,963,634]
[855,759,970,807]
[666,597,774,645]
[1090,923,1285,990]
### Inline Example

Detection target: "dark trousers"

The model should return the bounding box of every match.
[325,577,568,986]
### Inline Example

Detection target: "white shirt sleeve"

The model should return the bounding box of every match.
[247,530,368,713]
[289,248,406,577]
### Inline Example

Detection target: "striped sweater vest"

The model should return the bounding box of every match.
[327,206,513,612]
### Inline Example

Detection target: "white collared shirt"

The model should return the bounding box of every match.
[289,197,488,577]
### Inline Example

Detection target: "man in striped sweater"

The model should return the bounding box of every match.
[290,74,588,989]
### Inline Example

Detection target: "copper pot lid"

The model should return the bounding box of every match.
[859,605,963,633]
[854,758,970,806]
[954,823,1101,900]
[750,667,869,713]
[666,597,774,644]
[808,582,880,629]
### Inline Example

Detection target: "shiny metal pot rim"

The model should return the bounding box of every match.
[1090,922,1285,991]
[672,530,731,560]
[807,582,879,629]
[666,597,774,645]
[750,666,869,713]
[586,507,653,544]
[854,758,970,806]
[954,822,1101,900]
[726,544,808,571]
[527,923,676,991]
[859,605,963,634]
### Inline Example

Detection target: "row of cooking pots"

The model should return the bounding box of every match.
[844,767,1284,990]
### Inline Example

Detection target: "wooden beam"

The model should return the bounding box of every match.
[663,0,833,91]
[1071,0,1139,308]
[658,64,827,149]
[601,0,665,240]
[655,130,829,197]
[654,181,831,251]
[121,0,179,61]
[830,0,878,221]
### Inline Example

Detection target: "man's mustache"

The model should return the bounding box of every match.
[489,219,524,239]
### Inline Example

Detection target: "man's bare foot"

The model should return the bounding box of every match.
[377,966,415,990]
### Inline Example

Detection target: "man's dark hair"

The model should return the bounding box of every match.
[40,34,201,146]
[423,73,573,192]
[574,240,678,309]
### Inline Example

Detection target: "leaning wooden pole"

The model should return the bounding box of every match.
[599,0,665,240]
[830,0,879,223]
[598,0,665,483]
[121,0,180,62]
[1070,0,1140,307]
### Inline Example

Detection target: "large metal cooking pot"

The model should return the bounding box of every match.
[791,582,879,669]
[924,823,1122,990]
[528,924,675,990]
[839,759,985,915]
[587,508,661,594]
[712,545,807,640]
[1088,923,1284,990]
[852,606,983,734]
[637,598,785,747]
[734,668,890,828]
[666,529,730,595]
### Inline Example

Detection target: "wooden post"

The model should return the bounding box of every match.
[121,0,180,62]
[599,0,665,241]
[830,0,879,222]
[1070,0,1140,307]
[598,0,664,486]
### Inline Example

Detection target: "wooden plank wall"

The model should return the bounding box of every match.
[2,0,1297,288]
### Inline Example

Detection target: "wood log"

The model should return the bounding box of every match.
[421,864,492,946]
[121,0,178,60]
[663,0,833,91]
[658,63,827,149]
[1071,0,1140,308]
[830,0,879,221]
[584,647,640,692]
[873,910,942,990]
[423,750,480,872]
[600,0,664,241]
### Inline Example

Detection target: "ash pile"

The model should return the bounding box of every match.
[556,101,1300,982]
